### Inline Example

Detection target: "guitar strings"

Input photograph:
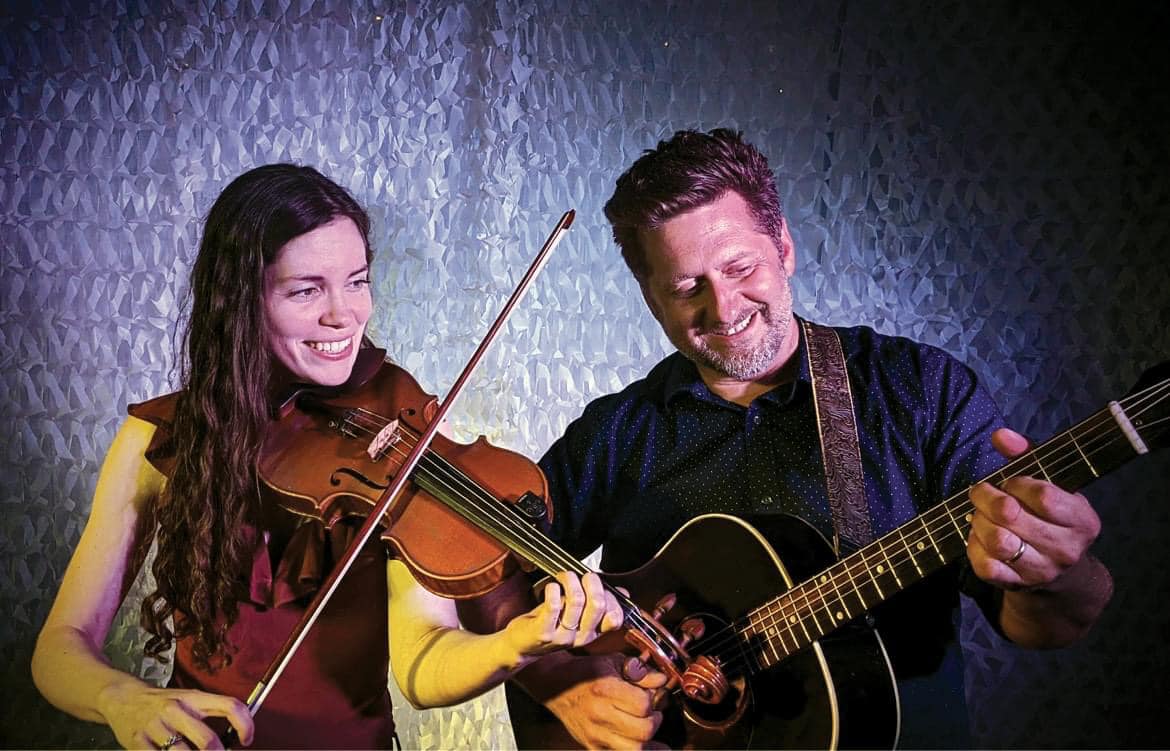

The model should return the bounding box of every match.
[698,406,1170,677]
[687,381,1170,678]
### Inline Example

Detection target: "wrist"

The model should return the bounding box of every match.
[495,618,543,674]
[514,652,608,704]
[95,674,148,724]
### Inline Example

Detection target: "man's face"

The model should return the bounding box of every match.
[638,191,798,386]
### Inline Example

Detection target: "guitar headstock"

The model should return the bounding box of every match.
[1127,361,1170,451]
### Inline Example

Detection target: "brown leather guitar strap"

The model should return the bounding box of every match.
[802,319,873,555]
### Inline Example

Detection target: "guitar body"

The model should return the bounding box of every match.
[507,514,900,749]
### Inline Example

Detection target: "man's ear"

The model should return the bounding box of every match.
[777,217,797,276]
[638,279,664,324]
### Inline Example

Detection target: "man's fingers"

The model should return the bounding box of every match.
[990,427,1030,458]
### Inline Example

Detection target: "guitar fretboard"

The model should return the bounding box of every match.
[717,400,1151,676]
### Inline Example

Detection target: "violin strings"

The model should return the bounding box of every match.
[687,381,1170,678]
[332,410,662,638]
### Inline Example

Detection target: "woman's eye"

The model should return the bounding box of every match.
[289,287,318,299]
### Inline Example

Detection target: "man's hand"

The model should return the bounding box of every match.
[967,428,1101,591]
[539,653,668,750]
[966,427,1113,647]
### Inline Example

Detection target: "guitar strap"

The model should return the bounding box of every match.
[802,319,873,555]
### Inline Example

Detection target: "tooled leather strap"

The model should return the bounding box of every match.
[802,319,873,554]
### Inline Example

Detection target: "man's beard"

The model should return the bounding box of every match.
[681,304,791,381]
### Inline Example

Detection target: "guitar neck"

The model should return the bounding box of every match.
[736,400,1152,674]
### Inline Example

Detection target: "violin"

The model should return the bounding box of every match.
[259,350,554,598]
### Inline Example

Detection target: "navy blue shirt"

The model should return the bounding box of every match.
[538,319,1008,747]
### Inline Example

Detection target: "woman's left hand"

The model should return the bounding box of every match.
[503,571,624,655]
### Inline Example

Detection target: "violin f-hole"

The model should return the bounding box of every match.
[330,467,389,491]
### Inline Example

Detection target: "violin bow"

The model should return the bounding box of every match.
[232,210,576,731]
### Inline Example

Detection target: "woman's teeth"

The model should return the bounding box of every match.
[308,338,350,354]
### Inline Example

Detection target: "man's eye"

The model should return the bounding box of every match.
[348,278,370,290]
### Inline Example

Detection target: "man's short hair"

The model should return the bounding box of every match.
[603,128,785,282]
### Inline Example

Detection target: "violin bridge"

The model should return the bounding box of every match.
[367,419,401,460]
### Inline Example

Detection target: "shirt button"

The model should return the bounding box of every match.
[753,414,762,425]
[761,495,774,506]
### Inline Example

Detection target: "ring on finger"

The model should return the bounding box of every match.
[1003,539,1027,565]
[160,734,183,751]
[559,615,581,630]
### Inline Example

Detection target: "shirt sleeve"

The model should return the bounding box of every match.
[537,398,620,561]
[920,347,1009,626]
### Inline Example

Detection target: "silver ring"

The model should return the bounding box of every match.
[559,616,581,630]
[1004,539,1027,565]
[160,734,183,750]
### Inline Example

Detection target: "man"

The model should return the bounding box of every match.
[499,128,1112,748]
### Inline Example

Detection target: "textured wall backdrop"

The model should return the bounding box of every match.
[2,0,1168,748]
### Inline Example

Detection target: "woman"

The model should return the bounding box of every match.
[31,165,620,749]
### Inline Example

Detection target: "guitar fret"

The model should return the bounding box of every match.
[949,506,970,539]
[842,557,869,611]
[881,539,904,588]
[868,548,888,600]
[751,610,781,667]
[921,513,947,564]
[818,569,852,625]
[787,591,814,644]
[896,526,924,577]
[799,584,830,639]
[769,617,792,662]
[742,626,764,672]
[1033,453,1052,482]
[1069,431,1099,478]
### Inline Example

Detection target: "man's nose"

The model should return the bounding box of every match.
[705,280,740,325]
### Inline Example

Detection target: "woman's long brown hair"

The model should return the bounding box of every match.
[141,165,371,669]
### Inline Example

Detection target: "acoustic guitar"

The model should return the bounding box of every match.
[507,362,1170,749]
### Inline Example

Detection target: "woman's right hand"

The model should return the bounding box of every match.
[97,680,254,750]
[501,571,624,659]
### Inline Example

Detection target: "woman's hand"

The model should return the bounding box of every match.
[502,571,625,657]
[97,680,253,750]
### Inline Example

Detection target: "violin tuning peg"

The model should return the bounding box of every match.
[677,616,705,645]
[650,593,677,621]
[621,654,651,682]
